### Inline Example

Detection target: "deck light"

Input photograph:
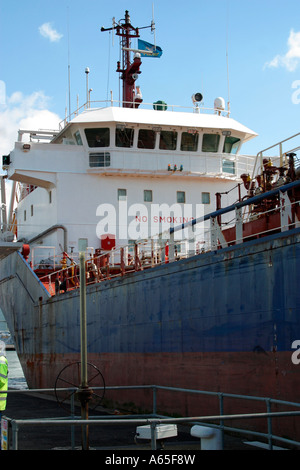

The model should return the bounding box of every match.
[192,93,203,103]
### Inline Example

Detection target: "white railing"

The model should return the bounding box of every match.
[58,99,231,131]
[252,131,300,180]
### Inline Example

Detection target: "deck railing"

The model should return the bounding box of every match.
[36,179,300,296]
[252,131,300,180]
[58,99,231,131]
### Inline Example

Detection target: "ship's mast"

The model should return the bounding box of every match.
[101,10,143,108]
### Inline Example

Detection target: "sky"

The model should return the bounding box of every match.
[1,0,300,163]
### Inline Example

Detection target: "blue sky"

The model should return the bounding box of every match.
[1,0,300,159]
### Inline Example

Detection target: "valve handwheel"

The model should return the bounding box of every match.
[54,361,105,414]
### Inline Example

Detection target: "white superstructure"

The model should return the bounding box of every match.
[2,101,257,266]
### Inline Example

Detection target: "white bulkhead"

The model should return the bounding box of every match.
[5,105,256,262]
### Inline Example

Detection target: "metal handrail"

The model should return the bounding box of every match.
[36,180,300,297]
[58,99,231,131]
[3,385,300,450]
[252,131,300,180]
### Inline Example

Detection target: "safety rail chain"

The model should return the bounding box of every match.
[38,179,300,296]
[1,385,300,450]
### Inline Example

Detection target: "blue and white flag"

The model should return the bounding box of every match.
[138,39,163,58]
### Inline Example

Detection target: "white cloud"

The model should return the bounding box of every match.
[39,22,63,42]
[265,29,300,72]
[0,80,5,105]
[0,91,61,221]
[0,91,61,158]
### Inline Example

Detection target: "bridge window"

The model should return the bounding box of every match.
[223,136,240,154]
[74,130,83,145]
[116,128,134,148]
[181,132,198,151]
[202,134,220,152]
[85,128,110,147]
[159,131,177,150]
[138,129,156,149]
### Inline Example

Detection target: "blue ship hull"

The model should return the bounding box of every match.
[1,182,300,439]
[1,227,300,410]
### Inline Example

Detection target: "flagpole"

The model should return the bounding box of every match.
[152,3,156,50]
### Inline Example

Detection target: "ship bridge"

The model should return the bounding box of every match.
[56,105,256,142]
[4,103,257,184]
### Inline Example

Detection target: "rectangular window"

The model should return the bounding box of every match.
[177,191,186,203]
[74,130,83,145]
[181,132,198,151]
[202,192,210,204]
[223,136,240,154]
[116,128,134,148]
[138,129,156,149]
[144,190,153,202]
[49,190,52,204]
[31,205,33,217]
[85,128,110,147]
[118,189,127,201]
[159,131,177,150]
[24,210,26,221]
[202,134,220,152]
[222,159,236,174]
[89,152,110,167]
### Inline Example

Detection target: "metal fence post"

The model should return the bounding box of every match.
[150,422,157,450]
[219,392,225,449]
[152,386,157,415]
[266,399,273,450]
[11,420,18,450]
[71,393,75,450]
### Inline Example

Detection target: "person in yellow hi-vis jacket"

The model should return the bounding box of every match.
[0,341,8,449]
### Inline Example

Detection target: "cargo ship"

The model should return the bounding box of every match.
[1,10,300,438]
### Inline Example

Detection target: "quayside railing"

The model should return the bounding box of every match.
[2,385,300,450]
[35,179,300,297]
